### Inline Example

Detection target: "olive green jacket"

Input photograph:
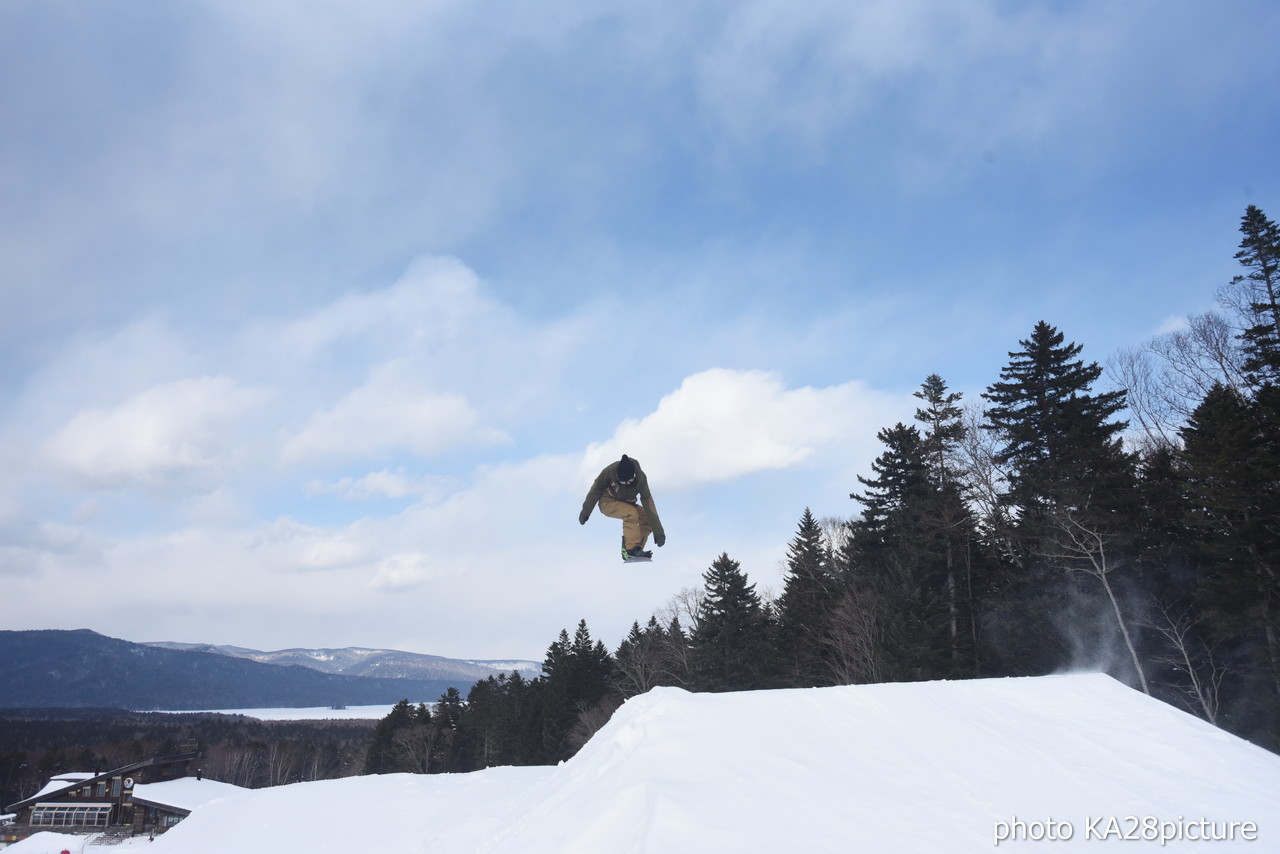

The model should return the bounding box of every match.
[579,458,666,546]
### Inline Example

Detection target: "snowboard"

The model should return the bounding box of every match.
[622,548,652,563]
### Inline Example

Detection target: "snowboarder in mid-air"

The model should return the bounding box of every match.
[579,454,666,561]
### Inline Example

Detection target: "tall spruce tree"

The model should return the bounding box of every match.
[1230,205,1280,385]
[690,553,772,691]
[427,688,467,771]
[982,321,1132,528]
[915,374,965,489]
[846,423,950,680]
[979,322,1136,676]
[914,375,980,671]
[776,508,837,686]
[851,424,930,537]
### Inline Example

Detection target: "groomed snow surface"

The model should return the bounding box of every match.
[11,674,1280,853]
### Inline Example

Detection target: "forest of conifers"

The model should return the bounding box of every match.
[364,205,1280,774]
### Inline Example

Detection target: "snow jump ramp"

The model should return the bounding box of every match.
[146,673,1280,853]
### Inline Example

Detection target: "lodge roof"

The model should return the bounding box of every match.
[130,778,245,815]
[4,752,200,813]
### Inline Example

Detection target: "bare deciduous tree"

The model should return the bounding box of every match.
[263,740,296,787]
[657,586,705,636]
[823,591,883,685]
[818,515,852,558]
[392,725,435,774]
[956,403,1020,567]
[567,696,623,754]
[206,744,263,787]
[1139,602,1229,724]
[1109,311,1249,447]
[1040,513,1149,695]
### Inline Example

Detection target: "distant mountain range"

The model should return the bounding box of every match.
[0,629,541,711]
[144,640,542,684]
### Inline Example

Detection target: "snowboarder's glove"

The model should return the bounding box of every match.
[578,509,590,525]
[654,532,666,547]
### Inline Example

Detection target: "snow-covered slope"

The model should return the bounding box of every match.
[80,674,1280,853]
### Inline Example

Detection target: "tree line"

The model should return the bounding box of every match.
[367,205,1280,773]
[0,711,372,808]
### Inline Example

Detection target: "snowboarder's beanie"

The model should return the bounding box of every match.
[616,455,636,482]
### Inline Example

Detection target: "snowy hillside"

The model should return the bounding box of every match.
[13,673,1279,853]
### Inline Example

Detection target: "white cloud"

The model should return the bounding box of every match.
[282,379,505,465]
[370,553,447,591]
[306,469,455,502]
[42,376,265,489]
[260,257,534,467]
[583,368,913,490]
[259,256,490,363]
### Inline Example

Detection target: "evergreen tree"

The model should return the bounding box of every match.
[851,424,930,537]
[1229,205,1280,384]
[661,615,692,685]
[846,423,950,680]
[776,508,838,685]
[980,322,1137,675]
[364,699,417,774]
[536,621,615,762]
[429,687,467,771]
[365,699,434,774]
[1131,444,1198,608]
[915,374,966,489]
[1181,384,1280,709]
[569,619,615,701]
[690,553,772,691]
[982,321,1132,527]
[459,672,533,769]
[914,375,980,671]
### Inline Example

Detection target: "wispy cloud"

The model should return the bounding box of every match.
[305,469,456,502]
[282,378,504,466]
[584,369,911,490]
[42,377,266,490]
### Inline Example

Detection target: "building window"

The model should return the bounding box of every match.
[30,804,111,828]
[112,777,121,796]
[96,781,107,797]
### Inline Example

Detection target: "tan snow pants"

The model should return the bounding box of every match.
[598,496,652,551]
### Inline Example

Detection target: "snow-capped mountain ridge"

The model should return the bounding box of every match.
[144,641,542,683]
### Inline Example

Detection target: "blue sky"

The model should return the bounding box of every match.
[2,0,1278,662]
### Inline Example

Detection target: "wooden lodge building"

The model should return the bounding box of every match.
[3,752,242,844]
